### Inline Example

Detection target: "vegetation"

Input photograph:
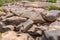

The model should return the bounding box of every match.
[29,0,35,2]
[48,0,57,3]
[44,5,60,10]
[0,0,22,6]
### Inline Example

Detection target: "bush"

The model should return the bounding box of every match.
[44,5,60,10]
[48,0,57,3]
[0,0,22,7]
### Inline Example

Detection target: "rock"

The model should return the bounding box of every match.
[2,31,17,40]
[2,6,10,13]
[33,8,45,13]
[2,16,27,25]
[36,37,41,40]
[0,12,6,16]
[37,25,49,31]
[57,17,60,22]
[5,12,13,18]
[21,11,35,18]
[41,11,57,22]
[17,19,34,32]
[43,30,60,40]
[49,21,60,30]
[24,2,40,8]
[17,33,34,40]
[49,10,60,17]
[28,25,42,35]
[10,7,26,16]
[2,31,34,40]
[0,22,4,30]
[1,12,13,19]
[2,25,15,31]
[28,25,37,32]
[0,17,3,21]
[30,11,45,23]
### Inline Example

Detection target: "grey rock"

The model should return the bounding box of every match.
[41,10,58,22]
[43,30,60,40]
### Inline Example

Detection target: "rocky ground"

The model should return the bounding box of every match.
[0,1,60,40]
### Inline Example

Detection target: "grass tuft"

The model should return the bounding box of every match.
[48,0,57,3]
[44,5,60,10]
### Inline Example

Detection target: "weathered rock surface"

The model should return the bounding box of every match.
[43,30,60,40]
[18,19,34,32]
[49,21,60,30]
[0,1,60,40]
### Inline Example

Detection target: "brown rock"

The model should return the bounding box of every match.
[18,19,34,32]
[17,33,34,40]
[57,17,60,22]
[28,25,37,32]
[2,25,15,31]
[2,31,34,40]
[24,2,40,8]
[2,31,17,40]
[49,21,60,30]
[10,7,26,16]
[2,16,27,25]
[0,22,4,29]
[0,12,6,16]
[21,11,35,18]
[30,11,45,23]
[2,6,10,13]
[28,25,42,35]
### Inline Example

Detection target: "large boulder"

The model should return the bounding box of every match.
[41,10,59,22]
[42,30,60,40]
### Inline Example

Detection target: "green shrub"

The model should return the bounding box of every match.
[48,0,57,3]
[29,0,35,2]
[0,0,22,7]
[44,5,60,10]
